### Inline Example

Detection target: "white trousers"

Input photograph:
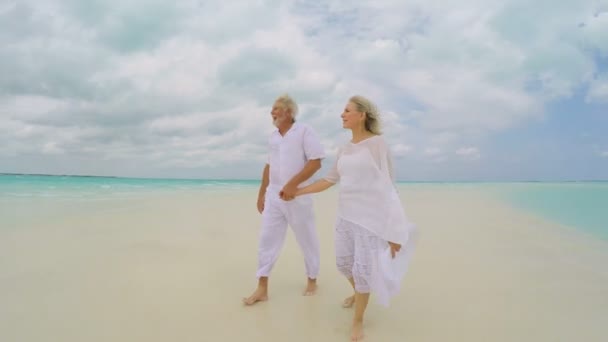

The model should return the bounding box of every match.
[335,217,415,307]
[335,218,387,293]
[256,193,320,279]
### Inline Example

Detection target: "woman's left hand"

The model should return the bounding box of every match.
[388,242,401,258]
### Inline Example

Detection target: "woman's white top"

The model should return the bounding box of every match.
[324,135,411,245]
[324,135,416,306]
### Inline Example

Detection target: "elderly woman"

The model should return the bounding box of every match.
[293,95,415,341]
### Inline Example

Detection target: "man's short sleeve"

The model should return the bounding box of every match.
[302,126,325,161]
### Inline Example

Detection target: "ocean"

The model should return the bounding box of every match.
[0,174,260,227]
[498,182,608,240]
[1,174,606,239]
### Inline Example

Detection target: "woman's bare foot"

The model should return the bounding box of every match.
[242,287,268,306]
[303,278,317,296]
[342,295,355,308]
[351,320,364,341]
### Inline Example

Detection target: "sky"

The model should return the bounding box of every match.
[1,0,607,181]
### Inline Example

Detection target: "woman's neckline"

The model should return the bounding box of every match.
[350,134,379,145]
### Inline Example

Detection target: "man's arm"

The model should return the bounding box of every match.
[288,159,321,187]
[257,164,269,213]
[280,159,321,199]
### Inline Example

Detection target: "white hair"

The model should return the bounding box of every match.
[349,95,382,135]
[275,93,299,120]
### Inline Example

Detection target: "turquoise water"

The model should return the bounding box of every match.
[0,174,261,227]
[1,174,607,239]
[0,174,260,199]
[498,182,608,240]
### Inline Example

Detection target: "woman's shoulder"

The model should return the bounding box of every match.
[365,134,388,148]
[373,133,387,142]
[339,134,389,153]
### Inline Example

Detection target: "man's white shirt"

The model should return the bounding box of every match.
[267,122,325,193]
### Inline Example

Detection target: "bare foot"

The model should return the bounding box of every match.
[351,320,364,341]
[242,287,268,306]
[303,278,317,296]
[342,295,355,308]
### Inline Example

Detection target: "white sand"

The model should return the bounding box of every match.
[1,186,607,341]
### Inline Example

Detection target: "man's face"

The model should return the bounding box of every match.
[271,101,291,127]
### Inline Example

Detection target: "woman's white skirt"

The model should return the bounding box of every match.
[334,217,415,307]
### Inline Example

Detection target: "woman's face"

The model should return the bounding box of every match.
[340,101,364,130]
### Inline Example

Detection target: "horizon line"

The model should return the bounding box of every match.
[1,172,607,183]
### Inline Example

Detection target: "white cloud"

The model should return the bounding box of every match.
[586,76,608,103]
[601,151,608,158]
[392,144,413,158]
[456,147,481,160]
[0,0,606,179]
[398,68,542,132]
[424,147,442,156]
[42,142,64,155]
[579,8,608,55]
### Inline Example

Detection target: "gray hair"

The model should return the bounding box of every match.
[275,94,299,121]
[349,95,382,134]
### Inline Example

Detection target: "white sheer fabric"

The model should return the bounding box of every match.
[335,218,386,293]
[324,135,416,306]
[324,135,411,244]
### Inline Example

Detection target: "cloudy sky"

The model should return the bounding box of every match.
[1,0,607,181]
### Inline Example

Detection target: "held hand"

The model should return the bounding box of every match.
[281,188,303,200]
[280,183,297,201]
[388,241,402,259]
[257,195,265,213]
[279,190,295,201]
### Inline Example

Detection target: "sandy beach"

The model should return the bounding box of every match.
[1,186,607,341]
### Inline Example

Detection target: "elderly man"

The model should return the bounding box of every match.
[243,94,325,305]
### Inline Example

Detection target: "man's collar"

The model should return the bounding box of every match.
[273,122,300,135]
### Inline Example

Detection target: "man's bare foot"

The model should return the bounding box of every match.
[303,278,317,296]
[242,287,268,306]
[351,320,364,341]
[342,295,355,308]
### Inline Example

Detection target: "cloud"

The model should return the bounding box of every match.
[456,147,481,160]
[586,75,608,103]
[0,0,606,179]
[601,151,608,158]
[424,147,442,156]
[578,8,608,56]
[42,142,64,155]
[218,48,296,86]
[392,144,413,158]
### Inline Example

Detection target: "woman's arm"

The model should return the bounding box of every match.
[296,179,335,196]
